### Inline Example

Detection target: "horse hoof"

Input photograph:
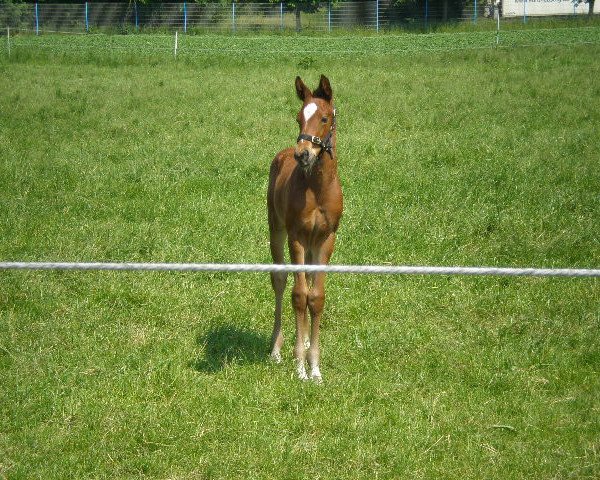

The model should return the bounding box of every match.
[297,361,309,381]
[310,367,322,384]
[271,352,282,364]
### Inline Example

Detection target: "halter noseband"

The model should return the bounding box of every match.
[296,107,336,157]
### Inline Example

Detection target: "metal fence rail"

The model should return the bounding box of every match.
[6,1,594,34]
[1,262,599,278]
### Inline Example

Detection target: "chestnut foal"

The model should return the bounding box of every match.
[267,75,343,382]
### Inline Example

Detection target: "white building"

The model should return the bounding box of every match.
[502,0,600,18]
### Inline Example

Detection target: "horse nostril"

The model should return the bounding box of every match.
[295,150,309,164]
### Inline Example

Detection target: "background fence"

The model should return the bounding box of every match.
[2,1,597,34]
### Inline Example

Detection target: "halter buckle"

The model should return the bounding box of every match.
[297,134,323,146]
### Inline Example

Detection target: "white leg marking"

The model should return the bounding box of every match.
[271,351,282,364]
[297,360,309,381]
[303,102,318,122]
[310,366,322,383]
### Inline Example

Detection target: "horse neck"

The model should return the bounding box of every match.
[309,141,338,188]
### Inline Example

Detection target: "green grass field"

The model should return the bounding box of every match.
[6,24,600,58]
[1,30,599,479]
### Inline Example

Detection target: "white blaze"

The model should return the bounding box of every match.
[303,103,318,122]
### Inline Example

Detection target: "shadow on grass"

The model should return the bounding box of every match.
[190,325,269,373]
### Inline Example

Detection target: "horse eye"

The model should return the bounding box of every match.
[321,116,328,123]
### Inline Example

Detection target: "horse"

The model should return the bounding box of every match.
[267,75,343,383]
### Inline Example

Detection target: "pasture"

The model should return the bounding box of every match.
[1,31,599,479]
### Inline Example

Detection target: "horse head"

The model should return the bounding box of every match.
[294,75,336,175]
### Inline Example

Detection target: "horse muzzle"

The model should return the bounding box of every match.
[294,147,317,174]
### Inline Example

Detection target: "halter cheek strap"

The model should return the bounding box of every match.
[296,107,336,156]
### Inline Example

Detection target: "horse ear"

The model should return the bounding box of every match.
[313,75,333,102]
[295,76,312,101]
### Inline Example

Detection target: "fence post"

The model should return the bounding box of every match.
[328,1,331,32]
[174,30,178,58]
[232,1,236,33]
[496,1,500,45]
[85,2,89,32]
[183,2,187,34]
[523,0,527,23]
[134,1,139,31]
[280,2,284,31]
[425,0,428,30]
[35,2,39,35]
[376,0,379,32]
[473,0,477,23]
[6,27,9,57]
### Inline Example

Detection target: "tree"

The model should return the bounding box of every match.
[274,0,322,32]
[392,0,468,22]
[574,0,597,16]
[0,0,29,28]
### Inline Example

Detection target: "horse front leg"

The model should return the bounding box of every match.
[307,271,325,382]
[289,238,310,380]
[307,233,336,383]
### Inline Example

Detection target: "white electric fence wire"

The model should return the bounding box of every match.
[0,262,598,278]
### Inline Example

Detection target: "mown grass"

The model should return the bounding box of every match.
[0,32,599,479]
[6,24,600,61]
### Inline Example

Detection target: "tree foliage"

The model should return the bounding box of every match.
[391,0,470,21]
[271,0,325,31]
[574,0,597,16]
[0,0,29,27]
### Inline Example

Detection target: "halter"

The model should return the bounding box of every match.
[296,107,337,157]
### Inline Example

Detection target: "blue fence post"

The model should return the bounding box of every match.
[183,1,187,33]
[328,1,331,32]
[425,0,428,30]
[473,0,477,23]
[134,1,139,31]
[35,2,39,35]
[85,2,89,32]
[280,2,284,31]
[376,0,379,32]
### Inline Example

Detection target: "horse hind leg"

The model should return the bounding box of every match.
[269,228,287,363]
